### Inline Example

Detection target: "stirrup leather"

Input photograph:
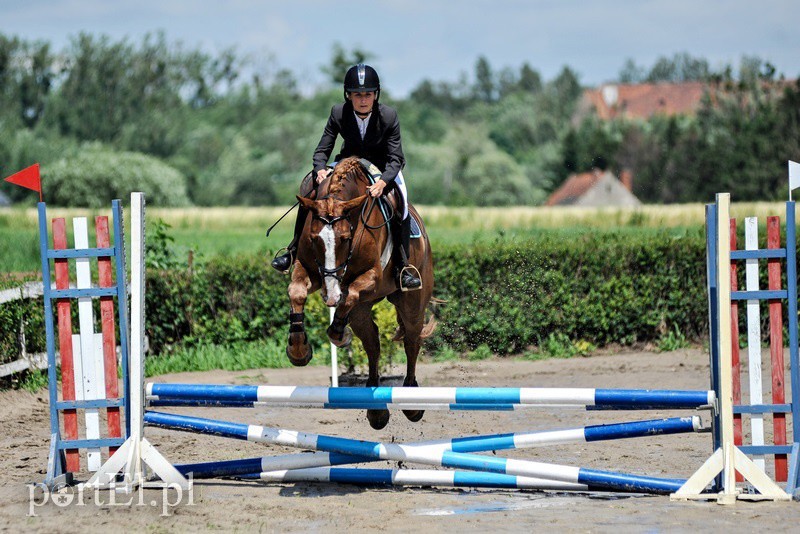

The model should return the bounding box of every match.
[399,264,422,292]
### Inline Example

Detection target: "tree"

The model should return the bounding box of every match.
[0,35,57,128]
[18,41,55,128]
[739,55,776,87]
[45,146,190,207]
[497,67,518,99]
[50,33,186,145]
[3,30,797,207]
[473,56,495,102]
[645,52,710,82]
[488,93,548,160]
[618,58,644,84]
[547,66,582,121]
[394,100,447,144]
[463,150,531,205]
[409,78,470,115]
[320,43,373,85]
[518,63,542,94]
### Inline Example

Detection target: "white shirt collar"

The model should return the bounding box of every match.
[354,111,371,139]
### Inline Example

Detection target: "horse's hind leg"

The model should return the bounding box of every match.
[400,331,424,423]
[348,303,390,430]
[390,295,425,423]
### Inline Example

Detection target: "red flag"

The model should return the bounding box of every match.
[3,163,42,201]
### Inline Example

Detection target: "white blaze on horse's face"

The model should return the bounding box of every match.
[320,224,342,306]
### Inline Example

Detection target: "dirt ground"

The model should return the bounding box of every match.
[1,348,799,533]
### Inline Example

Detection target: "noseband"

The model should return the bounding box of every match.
[313,211,356,283]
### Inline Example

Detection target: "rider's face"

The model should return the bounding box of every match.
[348,91,376,115]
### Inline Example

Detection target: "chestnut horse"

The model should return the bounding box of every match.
[285,156,435,429]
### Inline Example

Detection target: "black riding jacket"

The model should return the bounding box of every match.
[312,101,405,185]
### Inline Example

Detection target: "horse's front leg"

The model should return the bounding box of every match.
[286,262,319,366]
[326,269,379,348]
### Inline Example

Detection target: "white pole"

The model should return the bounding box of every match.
[744,217,765,472]
[672,193,790,502]
[329,307,338,387]
[85,192,188,492]
[129,193,145,448]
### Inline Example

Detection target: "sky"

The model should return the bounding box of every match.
[1,0,799,97]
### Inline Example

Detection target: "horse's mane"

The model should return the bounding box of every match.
[327,157,366,197]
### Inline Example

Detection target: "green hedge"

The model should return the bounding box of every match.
[0,275,46,369]
[8,227,789,371]
[430,231,709,353]
[141,230,711,357]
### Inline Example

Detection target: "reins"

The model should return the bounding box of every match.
[313,166,392,283]
[360,194,394,230]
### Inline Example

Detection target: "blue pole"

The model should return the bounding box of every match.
[144,411,688,494]
[112,199,131,438]
[38,202,62,469]
[706,204,722,456]
[147,383,713,410]
[172,416,700,480]
[785,200,800,495]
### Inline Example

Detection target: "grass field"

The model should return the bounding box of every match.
[0,201,788,275]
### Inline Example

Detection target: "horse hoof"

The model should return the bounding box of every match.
[340,327,353,346]
[286,342,313,367]
[401,379,422,421]
[367,409,390,430]
[327,325,353,348]
[403,378,419,387]
[402,409,424,423]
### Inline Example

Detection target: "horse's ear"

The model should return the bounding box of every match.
[297,196,317,212]
[340,194,367,213]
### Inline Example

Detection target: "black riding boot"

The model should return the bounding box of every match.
[271,206,307,273]
[392,216,422,291]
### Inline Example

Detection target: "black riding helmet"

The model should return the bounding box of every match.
[343,64,380,103]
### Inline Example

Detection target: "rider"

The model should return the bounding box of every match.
[271,63,422,291]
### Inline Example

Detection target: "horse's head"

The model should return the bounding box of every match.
[298,193,367,306]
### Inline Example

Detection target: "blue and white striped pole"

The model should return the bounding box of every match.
[147,384,715,410]
[171,416,703,479]
[148,399,579,411]
[144,411,687,494]
[237,467,592,491]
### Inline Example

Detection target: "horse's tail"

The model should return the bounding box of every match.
[391,296,444,341]
[420,315,438,339]
[420,295,447,338]
[418,295,446,339]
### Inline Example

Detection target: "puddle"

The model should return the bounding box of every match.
[414,495,583,516]
[413,491,638,516]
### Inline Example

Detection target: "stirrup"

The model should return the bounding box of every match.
[272,247,294,274]
[399,265,422,292]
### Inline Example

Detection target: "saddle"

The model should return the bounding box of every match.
[357,159,421,238]
[358,159,401,215]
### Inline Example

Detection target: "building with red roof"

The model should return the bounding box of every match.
[545,169,640,207]
[577,82,707,121]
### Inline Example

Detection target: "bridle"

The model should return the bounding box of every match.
[312,168,395,284]
[312,204,358,283]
